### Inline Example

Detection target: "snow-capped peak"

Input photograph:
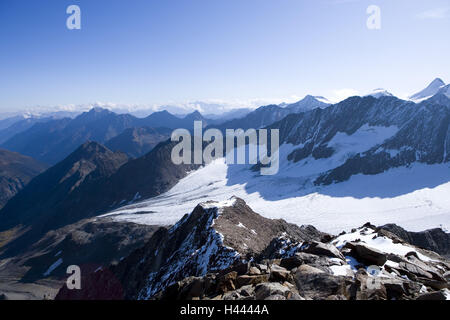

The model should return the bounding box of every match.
[365,88,394,99]
[409,78,446,102]
[286,95,331,113]
[299,95,332,105]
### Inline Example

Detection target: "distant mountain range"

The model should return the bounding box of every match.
[0,108,210,165]
[2,78,447,165]
[213,95,330,131]
[0,116,55,145]
[0,94,333,164]
[0,116,28,131]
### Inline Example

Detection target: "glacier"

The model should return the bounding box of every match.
[102,125,450,234]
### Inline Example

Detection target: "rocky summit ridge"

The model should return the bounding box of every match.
[56,197,450,300]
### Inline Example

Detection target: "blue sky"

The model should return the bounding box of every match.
[0,0,449,112]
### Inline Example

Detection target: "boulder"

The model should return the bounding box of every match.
[269,264,290,282]
[216,271,237,293]
[416,291,447,300]
[296,264,325,275]
[238,285,255,297]
[416,278,448,290]
[236,274,269,288]
[379,278,406,299]
[218,263,249,277]
[353,270,387,300]
[280,256,303,270]
[249,266,261,275]
[404,255,446,282]
[398,262,433,279]
[223,291,242,300]
[257,264,268,273]
[255,282,291,300]
[293,252,322,265]
[181,277,205,299]
[444,271,450,281]
[222,285,257,300]
[344,242,387,266]
[294,266,349,299]
[288,292,306,300]
[303,241,345,260]
[402,281,422,296]
[385,253,404,263]
[288,252,348,273]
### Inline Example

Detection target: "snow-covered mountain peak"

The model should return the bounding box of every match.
[301,95,332,105]
[430,78,445,87]
[365,88,394,99]
[410,78,446,102]
[286,95,331,113]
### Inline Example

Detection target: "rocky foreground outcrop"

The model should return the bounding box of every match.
[56,197,450,300]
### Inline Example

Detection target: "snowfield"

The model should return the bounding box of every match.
[102,157,450,234]
[102,125,450,235]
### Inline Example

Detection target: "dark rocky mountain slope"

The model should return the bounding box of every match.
[0,142,128,254]
[0,139,199,257]
[0,149,47,209]
[267,95,450,185]
[0,217,160,300]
